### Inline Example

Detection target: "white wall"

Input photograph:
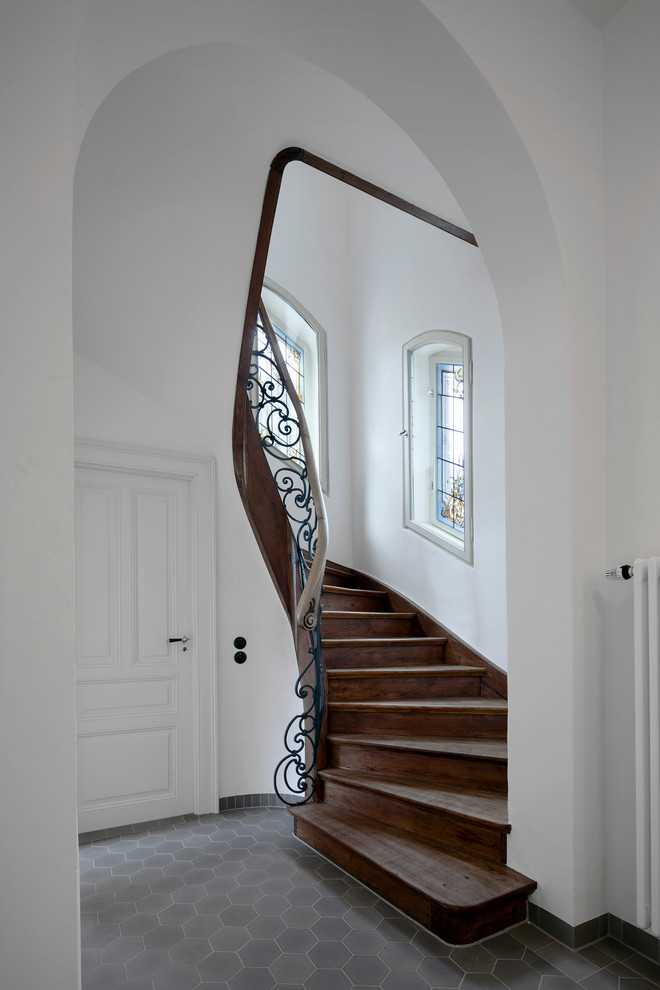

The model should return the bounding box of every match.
[74,354,210,454]
[347,191,508,669]
[603,0,660,926]
[0,1,84,987]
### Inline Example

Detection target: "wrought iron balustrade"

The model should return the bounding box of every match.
[246,301,328,805]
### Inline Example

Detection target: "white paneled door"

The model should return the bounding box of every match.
[75,447,217,832]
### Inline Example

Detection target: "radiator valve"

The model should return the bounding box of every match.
[606,564,634,580]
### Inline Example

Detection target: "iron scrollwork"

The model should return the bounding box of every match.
[247,313,318,560]
[247,303,324,805]
[272,615,324,805]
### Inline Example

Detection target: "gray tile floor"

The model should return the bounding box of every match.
[80,806,660,989]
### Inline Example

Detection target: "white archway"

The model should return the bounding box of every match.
[73,1,588,927]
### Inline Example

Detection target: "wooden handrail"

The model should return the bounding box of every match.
[233,163,299,626]
[271,147,478,245]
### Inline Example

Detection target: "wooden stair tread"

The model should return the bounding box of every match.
[291,803,535,908]
[320,769,510,828]
[327,664,485,678]
[327,733,508,762]
[323,610,417,619]
[323,637,447,647]
[324,585,387,598]
[329,698,507,713]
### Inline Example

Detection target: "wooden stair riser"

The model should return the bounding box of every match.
[323,612,418,638]
[326,739,508,793]
[324,566,364,589]
[430,897,528,946]
[292,812,530,944]
[322,588,390,612]
[319,776,508,864]
[323,640,447,668]
[327,669,483,701]
[328,706,507,739]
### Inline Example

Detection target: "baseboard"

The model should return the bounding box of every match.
[78,794,285,843]
[530,903,660,962]
[608,913,660,963]
[218,792,285,811]
[78,812,199,844]
[528,903,608,949]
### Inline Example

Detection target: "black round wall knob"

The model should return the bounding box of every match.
[233,636,247,649]
[234,651,247,664]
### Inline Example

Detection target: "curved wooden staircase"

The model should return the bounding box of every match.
[290,560,536,945]
[233,151,536,948]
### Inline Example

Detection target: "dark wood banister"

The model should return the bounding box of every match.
[233,159,298,626]
[273,148,478,246]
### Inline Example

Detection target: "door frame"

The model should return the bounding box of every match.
[74,438,218,819]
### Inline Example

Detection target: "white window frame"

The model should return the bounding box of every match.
[402,330,473,563]
[262,279,330,494]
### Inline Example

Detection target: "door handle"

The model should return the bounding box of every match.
[168,636,189,643]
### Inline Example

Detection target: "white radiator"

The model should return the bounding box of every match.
[633,557,660,934]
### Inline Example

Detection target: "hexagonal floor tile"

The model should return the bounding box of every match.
[197,950,243,982]
[78,806,634,990]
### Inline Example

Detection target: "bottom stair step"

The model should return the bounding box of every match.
[290,803,536,945]
[319,768,510,863]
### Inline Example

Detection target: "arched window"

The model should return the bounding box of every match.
[262,280,329,493]
[403,330,473,562]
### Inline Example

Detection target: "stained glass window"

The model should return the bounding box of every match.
[272,325,305,406]
[402,330,472,562]
[436,363,464,533]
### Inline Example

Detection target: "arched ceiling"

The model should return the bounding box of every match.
[73,41,471,408]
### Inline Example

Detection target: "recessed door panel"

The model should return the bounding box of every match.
[134,490,176,664]
[77,678,176,720]
[77,728,175,806]
[75,465,194,831]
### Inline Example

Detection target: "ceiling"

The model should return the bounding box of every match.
[567,0,630,26]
